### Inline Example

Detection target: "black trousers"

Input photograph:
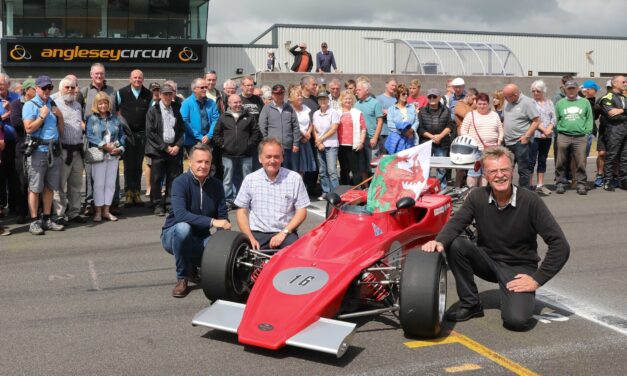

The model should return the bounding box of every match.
[123,131,145,193]
[0,141,18,211]
[251,230,299,250]
[446,236,536,330]
[603,123,627,183]
[150,155,182,208]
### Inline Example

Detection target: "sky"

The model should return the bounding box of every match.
[207,0,627,44]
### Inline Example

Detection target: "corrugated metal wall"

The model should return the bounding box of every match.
[207,25,627,84]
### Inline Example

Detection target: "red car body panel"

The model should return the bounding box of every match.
[237,179,452,350]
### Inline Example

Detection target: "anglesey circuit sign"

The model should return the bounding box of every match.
[2,39,205,67]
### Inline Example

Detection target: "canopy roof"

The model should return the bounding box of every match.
[384,39,524,76]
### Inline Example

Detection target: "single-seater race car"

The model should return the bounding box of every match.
[192,143,453,357]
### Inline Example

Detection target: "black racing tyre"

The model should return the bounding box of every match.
[325,185,353,218]
[399,250,447,338]
[200,230,252,302]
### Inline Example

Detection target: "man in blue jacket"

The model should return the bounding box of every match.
[161,143,231,298]
[180,77,220,176]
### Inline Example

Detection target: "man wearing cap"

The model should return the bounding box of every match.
[599,75,627,191]
[116,69,152,208]
[448,77,467,121]
[145,83,185,216]
[258,84,300,169]
[582,80,602,160]
[289,42,313,73]
[22,75,65,235]
[145,81,161,198]
[502,84,540,190]
[316,42,337,73]
[554,80,593,195]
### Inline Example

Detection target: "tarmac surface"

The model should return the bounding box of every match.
[1,160,626,375]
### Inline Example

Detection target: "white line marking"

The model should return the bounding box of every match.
[537,290,627,336]
[88,260,102,291]
[308,208,326,218]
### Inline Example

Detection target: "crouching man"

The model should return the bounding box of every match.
[161,143,231,298]
[422,146,570,331]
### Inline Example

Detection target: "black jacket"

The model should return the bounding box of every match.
[289,45,313,72]
[145,102,185,159]
[213,109,261,157]
[418,104,455,148]
[599,91,627,126]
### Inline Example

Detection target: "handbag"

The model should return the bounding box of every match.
[84,146,104,164]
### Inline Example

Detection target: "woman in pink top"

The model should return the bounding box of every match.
[461,92,504,187]
[337,90,367,185]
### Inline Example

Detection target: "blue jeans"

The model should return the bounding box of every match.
[161,223,211,279]
[317,146,339,194]
[432,146,449,189]
[222,155,252,204]
[506,142,531,189]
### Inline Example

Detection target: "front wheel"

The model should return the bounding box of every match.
[399,251,447,338]
[200,231,253,302]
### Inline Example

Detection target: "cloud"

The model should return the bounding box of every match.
[208,0,627,43]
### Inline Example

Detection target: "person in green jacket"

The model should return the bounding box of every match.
[554,80,593,195]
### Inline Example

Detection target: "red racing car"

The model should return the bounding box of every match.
[192,178,452,357]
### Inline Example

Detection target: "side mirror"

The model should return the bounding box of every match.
[326,192,342,207]
[395,197,416,211]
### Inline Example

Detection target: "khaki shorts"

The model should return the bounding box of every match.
[27,151,62,193]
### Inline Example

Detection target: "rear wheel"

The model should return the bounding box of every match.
[200,231,253,302]
[325,185,353,218]
[399,251,447,338]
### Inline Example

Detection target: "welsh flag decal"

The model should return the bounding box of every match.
[366,142,432,213]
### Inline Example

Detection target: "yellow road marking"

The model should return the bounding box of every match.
[405,331,539,376]
[445,363,482,373]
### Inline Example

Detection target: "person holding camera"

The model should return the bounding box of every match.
[22,75,65,235]
[86,92,125,222]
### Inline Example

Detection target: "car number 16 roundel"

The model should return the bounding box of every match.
[272,267,329,295]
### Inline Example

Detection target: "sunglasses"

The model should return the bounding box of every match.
[41,85,54,91]
[197,86,207,90]
[427,95,438,99]
[64,86,76,90]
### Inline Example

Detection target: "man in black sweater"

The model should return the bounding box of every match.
[422,146,570,331]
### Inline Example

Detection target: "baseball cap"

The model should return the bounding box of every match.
[564,80,578,89]
[427,88,442,97]
[35,75,53,87]
[22,78,36,90]
[160,83,175,94]
[451,77,465,86]
[149,82,161,91]
[582,80,600,91]
[271,84,285,94]
[317,90,329,99]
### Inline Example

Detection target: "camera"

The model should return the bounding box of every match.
[24,136,40,157]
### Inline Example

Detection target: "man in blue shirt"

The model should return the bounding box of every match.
[376,78,398,136]
[316,42,338,73]
[354,80,384,168]
[22,75,65,235]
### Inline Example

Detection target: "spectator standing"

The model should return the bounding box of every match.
[493,89,505,122]
[581,80,602,159]
[239,76,264,170]
[235,138,310,250]
[22,75,65,235]
[9,78,36,224]
[116,69,152,207]
[0,73,19,219]
[86,92,125,222]
[213,94,261,209]
[145,84,185,216]
[599,75,627,191]
[448,77,466,121]
[204,70,225,114]
[385,84,418,153]
[313,91,340,199]
[407,79,428,109]
[460,92,504,187]
[258,84,300,170]
[376,78,397,139]
[529,80,555,196]
[289,42,313,73]
[52,76,86,224]
[502,84,540,190]
[161,143,230,298]
[554,80,594,195]
[82,63,118,215]
[288,87,317,176]
[337,90,367,185]
[0,123,6,234]
[418,89,455,189]
[316,42,338,73]
[354,80,384,166]
[344,80,356,95]
[328,79,342,113]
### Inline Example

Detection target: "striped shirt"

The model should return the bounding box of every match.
[234,167,310,233]
[57,99,84,145]
[159,101,176,144]
[460,110,503,150]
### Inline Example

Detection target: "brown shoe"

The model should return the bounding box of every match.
[172,279,189,298]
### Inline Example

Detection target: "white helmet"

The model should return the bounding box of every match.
[450,136,479,164]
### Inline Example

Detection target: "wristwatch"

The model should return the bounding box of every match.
[281,228,290,235]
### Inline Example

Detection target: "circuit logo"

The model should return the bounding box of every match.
[178,46,198,62]
[9,45,32,61]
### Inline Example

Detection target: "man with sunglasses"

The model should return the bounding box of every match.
[599,75,627,191]
[422,146,570,331]
[22,75,65,235]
